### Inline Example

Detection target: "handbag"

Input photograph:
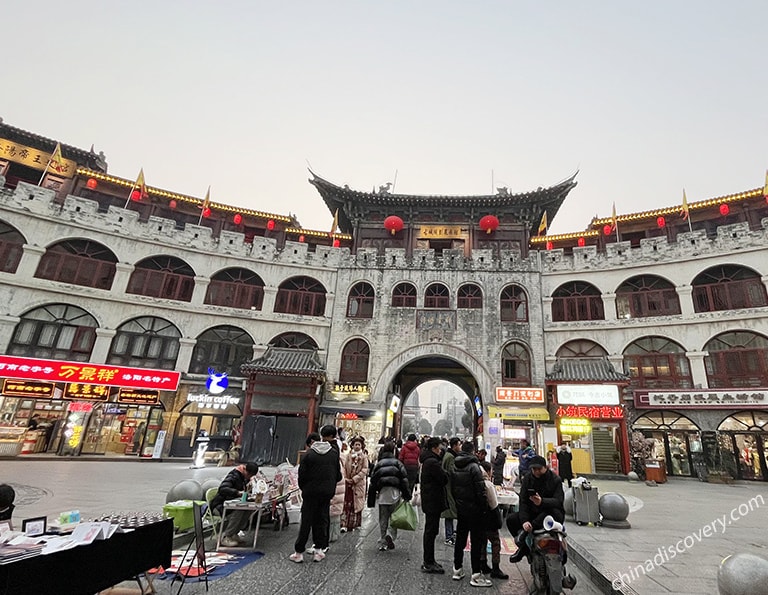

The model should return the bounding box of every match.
[485,506,503,531]
[411,485,421,508]
[390,500,418,531]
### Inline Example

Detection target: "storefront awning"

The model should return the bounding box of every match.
[488,406,550,421]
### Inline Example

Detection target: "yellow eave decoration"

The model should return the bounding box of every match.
[531,230,600,243]
[77,168,292,222]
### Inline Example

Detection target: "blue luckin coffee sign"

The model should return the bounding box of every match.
[205,368,229,394]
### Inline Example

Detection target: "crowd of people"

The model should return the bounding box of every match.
[213,428,570,587]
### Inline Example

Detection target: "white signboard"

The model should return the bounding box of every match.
[636,389,767,409]
[152,430,166,459]
[557,384,619,406]
[186,393,242,409]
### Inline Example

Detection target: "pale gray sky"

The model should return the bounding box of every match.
[5,1,767,234]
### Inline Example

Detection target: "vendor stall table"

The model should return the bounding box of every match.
[216,488,299,551]
[0,519,173,595]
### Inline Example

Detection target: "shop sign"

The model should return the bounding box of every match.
[0,138,77,177]
[338,412,359,420]
[186,393,241,410]
[556,384,620,406]
[495,387,545,404]
[104,404,126,415]
[332,383,370,395]
[206,369,229,394]
[0,354,181,390]
[416,310,456,330]
[118,388,160,405]
[67,401,94,413]
[418,225,464,238]
[2,379,55,398]
[559,417,592,435]
[488,405,550,421]
[64,383,110,401]
[556,405,624,419]
[473,395,483,417]
[389,395,401,413]
[635,389,768,409]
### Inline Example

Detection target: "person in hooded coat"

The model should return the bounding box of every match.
[368,441,411,551]
[492,446,506,486]
[419,436,448,574]
[398,433,421,495]
[556,444,574,487]
[290,425,342,563]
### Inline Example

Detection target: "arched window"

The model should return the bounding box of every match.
[339,339,370,384]
[501,342,532,386]
[8,304,97,361]
[269,332,318,350]
[190,326,254,376]
[552,281,604,322]
[500,285,528,322]
[615,275,681,318]
[347,282,375,318]
[35,239,117,290]
[704,331,768,388]
[457,284,483,309]
[0,221,25,274]
[692,265,768,312]
[633,411,700,431]
[623,336,692,389]
[556,339,608,358]
[274,276,326,316]
[205,268,264,310]
[107,316,181,370]
[718,412,768,432]
[424,283,450,309]
[127,256,195,302]
[392,282,417,308]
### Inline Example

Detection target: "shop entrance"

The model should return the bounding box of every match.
[632,411,701,478]
[717,411,768,481]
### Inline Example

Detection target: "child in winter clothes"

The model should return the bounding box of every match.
[479,461,509,579]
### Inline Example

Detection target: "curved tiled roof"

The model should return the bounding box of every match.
[308,170,578,236]
[240,347,325,378]
[546,357,630,383]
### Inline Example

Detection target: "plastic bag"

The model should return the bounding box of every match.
[411,486,421,508]
[390,500,418,531]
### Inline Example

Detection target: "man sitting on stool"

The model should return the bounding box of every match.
[507,455,564,563]
[211,461,259,547]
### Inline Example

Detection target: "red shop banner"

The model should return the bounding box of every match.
[0,355,180,391]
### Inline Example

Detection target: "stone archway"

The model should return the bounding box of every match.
[373,343,496,438]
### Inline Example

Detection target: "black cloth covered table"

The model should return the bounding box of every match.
[0,519,173,595]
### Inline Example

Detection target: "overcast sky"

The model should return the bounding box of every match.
[4,1,767,234]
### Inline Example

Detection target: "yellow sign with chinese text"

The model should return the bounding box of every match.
[0,138,77,177]
[418,225,464,239]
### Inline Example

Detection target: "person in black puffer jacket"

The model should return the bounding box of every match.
[419,437,448,574]
[450,441,491,586]
[492,446,506,486]
[368,441,410,551]
[210,461,260,546]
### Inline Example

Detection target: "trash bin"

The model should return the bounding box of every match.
[644,459,667,483]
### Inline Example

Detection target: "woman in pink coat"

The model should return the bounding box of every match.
[341,436,369,531]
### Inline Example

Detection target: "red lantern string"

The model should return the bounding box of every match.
[603,224,612,236]
[130,190,141,201]
[202,207,211,218]
[169,200,177,209]
[267,219,276,230]
[233,213,242,225]
[383,215,404,235]
[299,235,305,243]
[719,203,730,216]
[86,178,98,189]
[657,216,666,228]
[577,237,585,247]
[546,241,553,250]
[479,214,499,234]
[332,238,340,248]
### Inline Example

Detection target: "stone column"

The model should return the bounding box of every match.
[603,293,618,320]
[686,351,709,388]
[677,285,694,317]
[261,287,278,314]
[0,315,20,352]
[608,354,626,376]
[16,245,45,278]
[176,338,197,375]
[191,276,210,306]
[762,276,768,296]
[542,297,553,324]
[112,263,135,294]
[90,329,117,363]
[324,293,336,318]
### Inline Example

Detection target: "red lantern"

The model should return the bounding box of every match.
[479,214,499,234]
[657,216,666,228]
[233,213,242,225]
[577,237,585,247]
[719,203,730,216]
[86,178,98,189]
[546,241,553,250]
[299,235,305,243]
[202,207,211,218]
[603,224,613,236]
[333,238,340,248]
[130,190,141,201]
[169,199,177,209]
[267,219,275,230]
[383,215,404,235]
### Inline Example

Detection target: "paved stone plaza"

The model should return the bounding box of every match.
[4,458,768,594]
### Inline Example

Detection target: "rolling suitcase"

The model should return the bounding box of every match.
[572,483,601,526]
